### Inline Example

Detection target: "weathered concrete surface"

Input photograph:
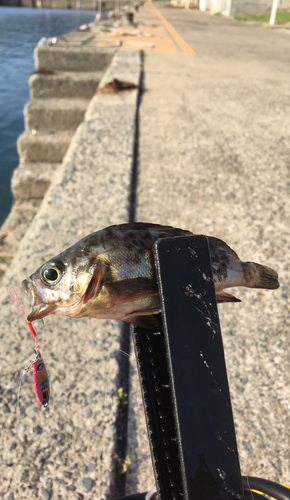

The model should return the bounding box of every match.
[24,98,89,132]
[126,4,290,495]
[11,163,60,200]
[17,130,74,162]
[35,38,116,72]
[29,70,104,99]
[126,355,155,495]
[0,49,140,499]
[98,49,141,91]
[0,199,42,279]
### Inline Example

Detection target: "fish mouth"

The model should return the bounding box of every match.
[27,303,57,322]
[22,277,57,321]
[22,278,35,305]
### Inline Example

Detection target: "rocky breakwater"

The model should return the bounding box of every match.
[0,37,142,498]
[0,26,116,281]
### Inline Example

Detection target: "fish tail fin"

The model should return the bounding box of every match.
[242,262,279,290]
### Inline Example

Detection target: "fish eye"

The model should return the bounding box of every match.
[41,261,64,285]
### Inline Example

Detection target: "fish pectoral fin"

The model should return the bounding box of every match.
[105,278,159,307]
[83,265,104,305]
[124,306,161,319]
[216,291,241,304]
[124,312,162,330]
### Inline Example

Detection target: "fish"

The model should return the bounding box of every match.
[22,222,279,329]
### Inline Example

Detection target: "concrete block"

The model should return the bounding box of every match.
[24,98,89,131]
[17,130,74,162]
[85,50,141,121]
[98,49,141,92]
[11,162,60,200]
[34,39,116,72]
[0,49,141,498]
[0,199,41,254]
[29,70,104,99]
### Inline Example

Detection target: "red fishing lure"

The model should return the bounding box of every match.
[31,347,50,407]
[7,287,50,408]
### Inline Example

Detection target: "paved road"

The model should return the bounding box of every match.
[156,5,290,70]
[126,4,290,494]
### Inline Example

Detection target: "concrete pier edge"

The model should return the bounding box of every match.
[0,47,142,499]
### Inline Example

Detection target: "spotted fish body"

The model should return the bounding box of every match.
[22,223,279,328]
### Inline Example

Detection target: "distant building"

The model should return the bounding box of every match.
[199,0,290,16]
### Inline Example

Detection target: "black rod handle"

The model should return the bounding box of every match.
[154,235,245,500]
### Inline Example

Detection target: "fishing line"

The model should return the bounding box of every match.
[245,475,255,500]
[118,349,131,358]
[6,286,50,409]
[17,360,32,416]
[6,285,27,322]
[7,286,34,414]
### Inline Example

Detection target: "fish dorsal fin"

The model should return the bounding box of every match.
[207,236,239,260]
[216,291,241,304]
[106,222,193,237]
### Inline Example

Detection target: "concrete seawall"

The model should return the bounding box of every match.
[0,28,115,280]
[0,0,130,10]
[0,20,143,498]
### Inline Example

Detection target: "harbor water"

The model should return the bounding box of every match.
[0,6,97,227]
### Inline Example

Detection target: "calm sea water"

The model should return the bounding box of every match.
[0,6,96,226]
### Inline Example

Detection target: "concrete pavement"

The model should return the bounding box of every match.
[126,3,290,494]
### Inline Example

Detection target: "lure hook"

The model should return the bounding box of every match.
[7,287,50,408]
